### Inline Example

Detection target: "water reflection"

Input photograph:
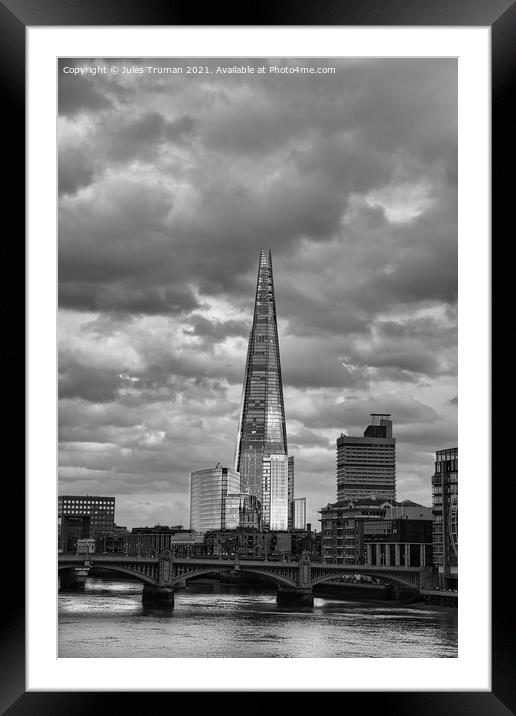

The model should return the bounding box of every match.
[58,578,458,658]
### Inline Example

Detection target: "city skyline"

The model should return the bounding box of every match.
[58,57,458,529]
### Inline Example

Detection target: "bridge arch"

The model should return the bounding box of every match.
[58,563,158,586]
[311,571,418,591]
[172,567,297,589]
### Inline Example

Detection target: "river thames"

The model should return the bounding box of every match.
[58,577,457,658]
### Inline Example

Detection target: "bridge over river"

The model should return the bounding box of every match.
[59,550,441,607]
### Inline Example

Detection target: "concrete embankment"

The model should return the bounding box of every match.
[419,591,458,607]
[313,581,394,602]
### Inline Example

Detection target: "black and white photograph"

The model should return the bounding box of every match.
[57,56,458,659]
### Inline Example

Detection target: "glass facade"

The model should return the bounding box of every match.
[288,456,295,529]
[432,447,458,587]
[234,249,289,530]
[268,454,288,530]
[293,497,307,530]
[189,465,240,532]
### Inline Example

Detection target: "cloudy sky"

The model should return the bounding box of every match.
[58,57,457,529]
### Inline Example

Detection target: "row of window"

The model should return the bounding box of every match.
[61,499,113,505]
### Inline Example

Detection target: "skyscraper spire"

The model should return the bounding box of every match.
[234,249,289,530]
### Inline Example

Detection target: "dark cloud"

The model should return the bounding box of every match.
[57,60,457,316]
[281,337,372,390]
[287,429,332,449]
[102,112,196,164]
[396,419,458,452]
[183,315,249,343]
[58,339,239,410]
[59,358,122,403]
[58,69,113,117]
[58,113,196,198]
[59,146,96,196]
[291,394,440,432]
[59,281,200,316]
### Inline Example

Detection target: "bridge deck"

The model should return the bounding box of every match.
[59,554,422,573]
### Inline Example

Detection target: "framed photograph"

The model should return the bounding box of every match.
[7,0,512,710]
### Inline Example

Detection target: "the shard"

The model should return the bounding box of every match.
[234,249,289,530]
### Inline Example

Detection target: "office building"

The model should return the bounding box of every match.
[320,497,431,566]
[320,497,391,565]
[432,447,458,588]
[234,249,289,530]
[59,515,91,553]
[58,495,115,538]
[266,453,289,530]
[293,497,307,530]
[123,525,192,554]
[189,463,240,532]
[362,517,433,568]
[336,414,396,502]
[288,456,295,529]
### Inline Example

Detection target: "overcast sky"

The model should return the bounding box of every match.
[58,57,457,529]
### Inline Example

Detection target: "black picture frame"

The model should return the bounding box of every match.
[5,0,512,711]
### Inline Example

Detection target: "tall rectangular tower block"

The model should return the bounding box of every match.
[336,414,396,502]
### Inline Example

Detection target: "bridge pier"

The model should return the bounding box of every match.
[60,568,89,591]
[277,586,313,607]
[276,551,313,606]
[142,585,175,608]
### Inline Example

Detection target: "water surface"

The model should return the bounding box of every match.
[58,578,458,658]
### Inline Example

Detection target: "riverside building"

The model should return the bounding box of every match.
[431,447,458,588]
[319,497,432,566]
[362,516,433,568]
[58,495,115,545]
[319,497,390,565]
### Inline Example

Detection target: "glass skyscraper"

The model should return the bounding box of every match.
[189,464,240,532]
[234,249,289,530]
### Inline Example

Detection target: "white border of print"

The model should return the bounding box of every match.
[27,26,490,691]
